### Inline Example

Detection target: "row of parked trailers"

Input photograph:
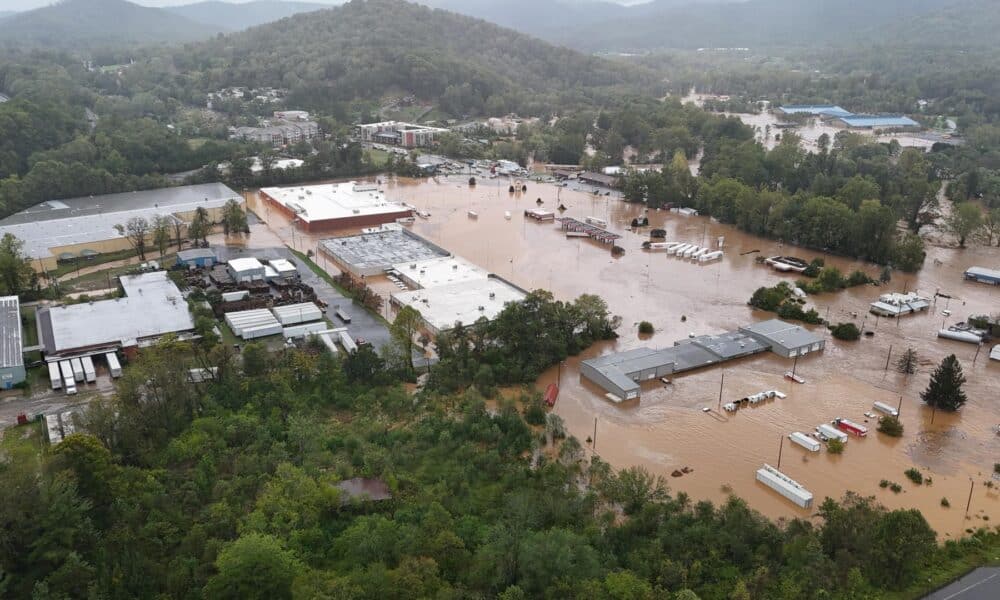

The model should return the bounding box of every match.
[643,241,724,262]
[48,353,121,393]
[225,303,325,340]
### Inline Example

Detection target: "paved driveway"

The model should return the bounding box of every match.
[923,567,1000,600]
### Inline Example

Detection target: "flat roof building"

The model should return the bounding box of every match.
[390,276,527,335]
[260,182,412,232]
[357,121,448,148]
[739,319,825,358]
[965,266,1000,285]
[0,183,242,272]
[0,296,25,389]
[176,248,218,268]
[777,105,853,118]
[37,271,195,360]
[833,115,920,129]
[869,292,930,317]
[392,256,488,290]
[320,229,449,277]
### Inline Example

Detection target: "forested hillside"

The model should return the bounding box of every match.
[161,0,659,116]
[0,0,222,50]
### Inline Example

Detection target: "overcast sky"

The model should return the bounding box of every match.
[3,0,340,10]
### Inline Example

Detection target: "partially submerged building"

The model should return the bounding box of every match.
[965,266,1000,286]
[37,271,195,361]
[869,292,930,317]
[832,115,920,130]
[320,229,448,277]
[776,105,853,118]
[0,296,25,389]
[390,276,527,336]
[0,183,242,272]
[582,320,824,399]
[260,182,412,231]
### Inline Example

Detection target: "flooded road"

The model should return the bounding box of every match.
[247,175,1000,537]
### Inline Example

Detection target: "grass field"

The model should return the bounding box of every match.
[49,249,138,279]
[19,305,38,347]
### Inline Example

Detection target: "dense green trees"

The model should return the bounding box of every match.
[921,354,968,412]
[0,233,37,295]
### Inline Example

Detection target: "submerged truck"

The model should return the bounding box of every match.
[815,423,848,444]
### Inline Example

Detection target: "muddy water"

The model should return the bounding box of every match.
[247,176,1000,536]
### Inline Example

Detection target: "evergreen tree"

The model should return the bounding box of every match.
[895,348,918,375]
[920,354,967,411]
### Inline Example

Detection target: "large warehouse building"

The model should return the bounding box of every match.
[320,228,448,277]
[260,182,412,231]
[0,183,242,272]
[37,271,196,361]
[391,276,527,335]
[582,320,824,399]
[0,296,25,389]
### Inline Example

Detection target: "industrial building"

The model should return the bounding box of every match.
[266,258,298,281]
[357,121,448,148]
[0,183,242,272]
[869,292,930,317]
[582,320,824,399]
[739,319,825,358]
[776,105,853,118]
[581,331,770,400]
[37,271,196,360]
[175,248,218,269]
[0,296,25,389]
[260,182,413,231]
[832,115,920,129]
[391,256,488,290]
[320,229,448,277]
[390,276,527,335]
[227,257,266,282]
[964,266,1000,286]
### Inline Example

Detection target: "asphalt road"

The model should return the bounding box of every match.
[923,567,1000,600]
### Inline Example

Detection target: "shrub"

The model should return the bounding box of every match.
[941,497,950,508]
[904,468,924,485]
[802,258,825,277]
[879,479,890,488]
[994,463,1000,475]
[890,483,902,493]
[830,322,861,341]
[523,397,547,426]
[638,321,654,335]
[877,416,904,437]
[827,438,845,454]
[846,270,874,287]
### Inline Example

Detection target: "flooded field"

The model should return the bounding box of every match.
[247,175,1000,537]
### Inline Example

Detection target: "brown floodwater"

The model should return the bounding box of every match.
[245,175,1000,537]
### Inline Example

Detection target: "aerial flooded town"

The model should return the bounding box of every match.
[2,0,1000,598]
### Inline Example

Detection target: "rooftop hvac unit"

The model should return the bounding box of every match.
[489,292,496,299]
[452,264,458,270]
[353,209,360,214]
[478,306,485,311]
[410,264,416,269]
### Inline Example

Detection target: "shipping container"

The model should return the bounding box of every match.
[45,414,63,445]
[544,383,559,407]
[70,358,84,382]
[335,309,351,323]
[873,401,899,417]
[221,290,249,302]
[756,464,813,508]
[317,332,339,355]
[788,432,821,452]
[105,352,122,378]
[815,423,848,443]
[81,356,96,383]
[338,331,358,354]
[282,321,330,339]
[272,302,323,326]
[585,216,607,228]
[833,417,868,437]
[48,362,62,390]
[59,361,77,395]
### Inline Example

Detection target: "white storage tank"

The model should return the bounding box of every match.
[788,432,820,452]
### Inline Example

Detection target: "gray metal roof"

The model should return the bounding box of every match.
[740,319,823,349]
[966,266,1000,281]
[0,183,240,260]
[322,229,448,273]
[0,296,23,369]
[690,331,769,359]
[177,248,217,261]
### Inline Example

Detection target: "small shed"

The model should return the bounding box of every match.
[176,248,217,268]
[269,258,298,279]
[227,257,265,283]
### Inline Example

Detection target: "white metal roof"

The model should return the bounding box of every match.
[391,277,526,332]
[0,296,23,369]
[392,255,488,289]
[40,272,194,354]
[261,182,409,224]
[227,257,264,273]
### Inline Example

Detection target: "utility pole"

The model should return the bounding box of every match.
[717,372,725,411]
[592,417,598,451]
[965,478,975,516]
[777,435,784,470]
[896,395,903,416]
[884,345,893,371]
[973,342,982,365]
